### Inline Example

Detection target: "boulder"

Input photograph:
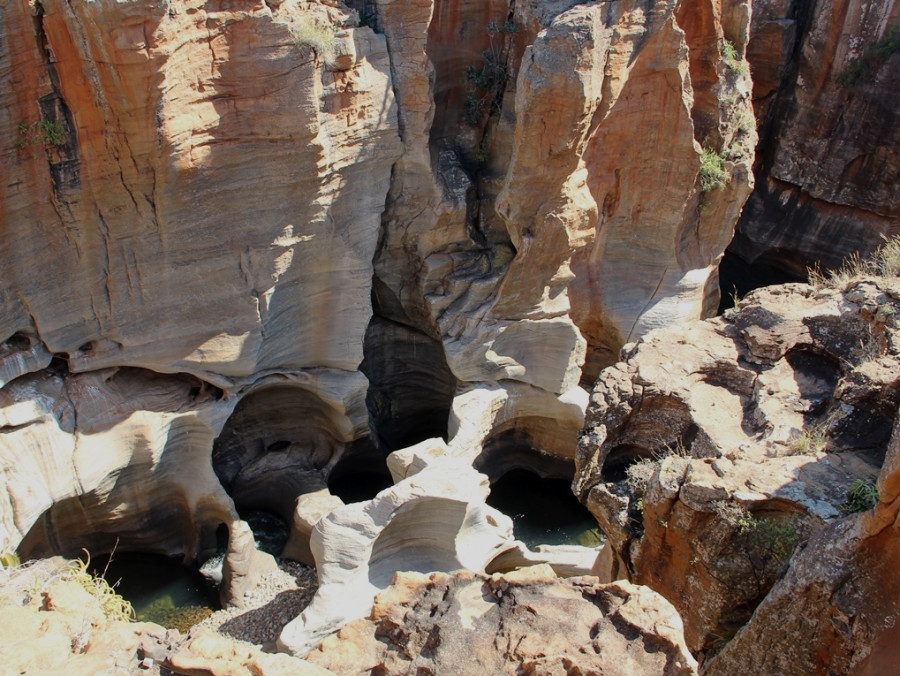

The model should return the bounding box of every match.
[305,568,698,675]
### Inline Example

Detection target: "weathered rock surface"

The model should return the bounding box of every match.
[0,0,401,388]
[575,277,900,655]
[731,0,900,280]
[305,567,698,675]
[704,410,900,676]
[0,365,237,561]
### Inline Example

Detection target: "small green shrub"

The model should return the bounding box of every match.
[292,19,336,64]
[17,119,66,150]
[699,146,728,192]
[837,26,900,90]
[463,20,518,126]
[721,40,750,76]
[842,478,879,513]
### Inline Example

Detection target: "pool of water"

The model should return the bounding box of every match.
[97,552,219,632]
[486,469,604,550]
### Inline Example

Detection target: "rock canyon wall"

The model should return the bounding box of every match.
[730,0,900,281]
[0,0,897,669]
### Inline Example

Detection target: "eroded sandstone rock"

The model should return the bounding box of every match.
[305,567,698,675]
[575,278,900,655]
[0,0,401,387]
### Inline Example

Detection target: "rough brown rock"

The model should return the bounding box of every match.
[305,567,698,675]
[703,411,900,675]
[574,277,900,655]
[732,0,900,279]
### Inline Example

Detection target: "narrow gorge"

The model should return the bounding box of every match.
[0,0,897,673]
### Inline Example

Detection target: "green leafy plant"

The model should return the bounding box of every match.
[721,40,750,76]
[699,146,728,192]
[837,26,900,90]
[17,119,66,151]
[292,19,337,64]
[842,478,879,513]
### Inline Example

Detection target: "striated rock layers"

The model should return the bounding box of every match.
[574,274,900,659]
[1,0,755,570]
[730,0,900,281]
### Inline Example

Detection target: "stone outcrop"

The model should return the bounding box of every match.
[704,410,900,676]
[574,276,900,655]
[0,0,401,388]
[729,0,900,281]
[305,567,698,675]
[370,0,756,387]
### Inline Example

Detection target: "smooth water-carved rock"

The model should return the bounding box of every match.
[574,278,900,654]
[1,366,236,561]
[0,0,400,387]
[277,461,517,656]
[305,568,698,675]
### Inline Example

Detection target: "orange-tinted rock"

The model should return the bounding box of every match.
[0,0,401,386]
[575,278,900,655]
[704,412,900,675]
[305,569,698,675]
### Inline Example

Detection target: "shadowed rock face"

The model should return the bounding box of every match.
[729,0,900,283]
[704,412,900,676]
[574,278,900,657]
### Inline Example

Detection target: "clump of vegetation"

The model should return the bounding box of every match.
[463,19,519,126]
[837,26,900,90]
[0,551,133,623]
[714,502,801,594]
[17,119,66,152]
[699,146,729,192]
[67,551,135,622]
[292,18,337,64]
[721,40,750,76]
[842,478,879,513]
[808,234,900,289]
[788,425,829,455]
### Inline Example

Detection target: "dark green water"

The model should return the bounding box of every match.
[97,553,218,632]
[486,469,604,549]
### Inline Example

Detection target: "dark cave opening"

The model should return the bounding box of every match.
[326,439,394,504]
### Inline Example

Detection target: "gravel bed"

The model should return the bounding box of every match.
[191,560,319,649]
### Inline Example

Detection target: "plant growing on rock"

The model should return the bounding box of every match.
[721,40,749,76]
[837,26,900,90]
[699,146,728,192]
[292,19,337,64]
[463,19,518,126]
[17,118,66,154]
[842,478,879,513]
